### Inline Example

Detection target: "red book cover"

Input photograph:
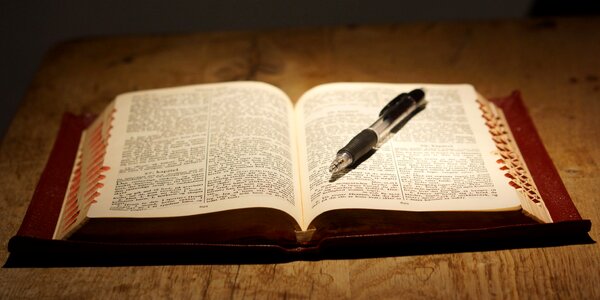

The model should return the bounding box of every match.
[6,92,592,266]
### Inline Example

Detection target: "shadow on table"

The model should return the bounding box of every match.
[4,228,593,268]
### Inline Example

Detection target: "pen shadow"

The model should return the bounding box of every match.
[329,104,426,183]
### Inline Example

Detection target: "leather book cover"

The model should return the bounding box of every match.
[6,92,592,266]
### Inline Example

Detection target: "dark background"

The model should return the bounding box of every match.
[0,0,598,138]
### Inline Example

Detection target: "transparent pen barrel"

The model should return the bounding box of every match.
[368,107,417,147]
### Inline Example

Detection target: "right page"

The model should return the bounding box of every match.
[295,83,523,226]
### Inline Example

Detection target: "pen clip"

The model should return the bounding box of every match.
[379,93,410,116]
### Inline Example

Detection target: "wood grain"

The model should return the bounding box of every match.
[1,17,599,299]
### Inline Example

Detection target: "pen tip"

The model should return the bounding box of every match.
[329,153,352,174]
[329,162,339,173]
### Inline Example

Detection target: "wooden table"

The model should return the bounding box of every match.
[1,17,599,298]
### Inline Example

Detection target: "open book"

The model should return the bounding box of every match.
[53,82,553,245]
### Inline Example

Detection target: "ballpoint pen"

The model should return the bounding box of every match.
[328,89,426,173]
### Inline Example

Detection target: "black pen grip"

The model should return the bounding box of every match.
[337,129,378,161]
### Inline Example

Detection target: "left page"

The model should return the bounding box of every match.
[81,82,302,226]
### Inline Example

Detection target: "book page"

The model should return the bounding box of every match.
[295,83,522,225]
[87,82,303,227]
[54,102,116,239]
